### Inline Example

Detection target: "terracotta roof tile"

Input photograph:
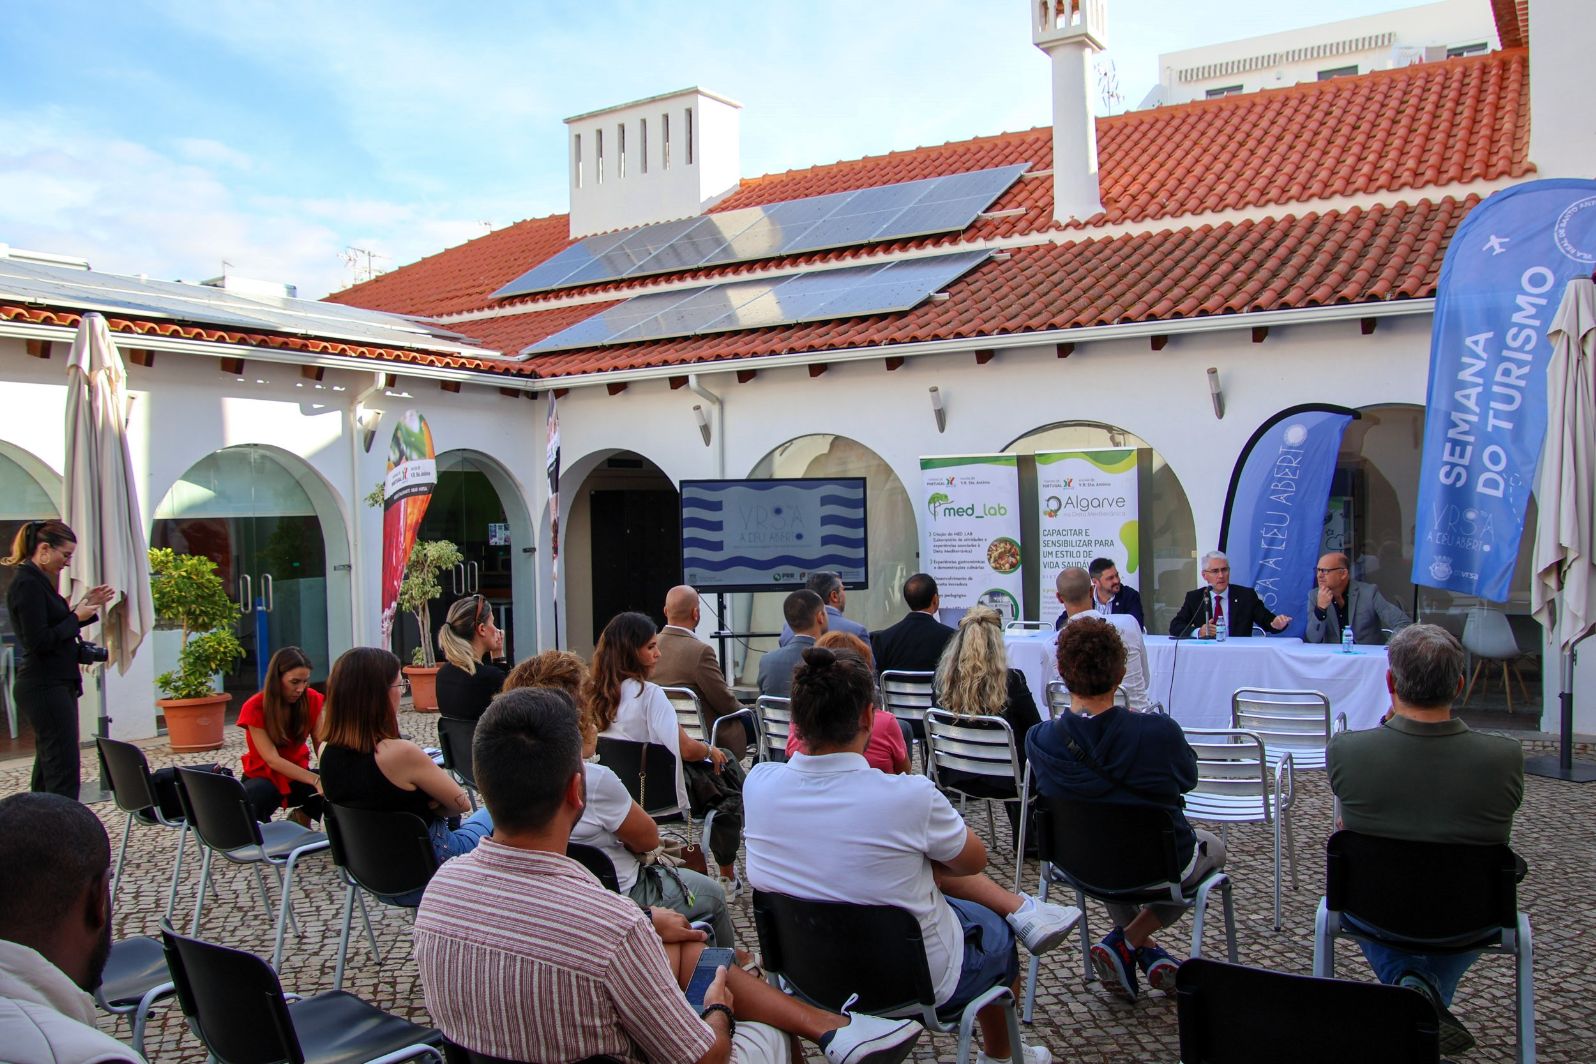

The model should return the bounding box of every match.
[1492,0,1528,49]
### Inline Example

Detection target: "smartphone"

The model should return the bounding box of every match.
[684,947,736,1013]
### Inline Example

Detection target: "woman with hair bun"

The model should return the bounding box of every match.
[784,631,908,773]
[435,594,509,723]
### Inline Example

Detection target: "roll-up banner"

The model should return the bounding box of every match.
[1413,179,1596,600]
[1035,448,1140,628]
[920,455,1023,625]
[379,410,437,645]
[1220,406,1356,638]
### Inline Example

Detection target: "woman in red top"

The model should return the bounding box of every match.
[238,646,325,825]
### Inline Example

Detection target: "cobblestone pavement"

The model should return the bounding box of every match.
[3,716,1593,1062]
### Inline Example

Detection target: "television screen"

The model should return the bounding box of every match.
[680,478,868,593]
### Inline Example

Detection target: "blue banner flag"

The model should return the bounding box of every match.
[1220,406,1356,638]
[1413,180,1596,600]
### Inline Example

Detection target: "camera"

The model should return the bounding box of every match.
[77,641,110,665]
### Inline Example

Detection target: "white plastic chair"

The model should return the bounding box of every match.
[1183,728,1296,930]
[1231,688,1344,770]
[924,708,1028,891]
[1461,605,1529,713]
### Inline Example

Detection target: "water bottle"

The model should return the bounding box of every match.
[1215,616,1228,642]
[1341,624,1354,653]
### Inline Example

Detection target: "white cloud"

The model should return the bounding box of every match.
[174,137,254,171]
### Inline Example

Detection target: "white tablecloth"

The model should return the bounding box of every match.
[1005,630,1391,731]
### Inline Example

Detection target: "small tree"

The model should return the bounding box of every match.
[398,539,462,668]
[148,547,247,699]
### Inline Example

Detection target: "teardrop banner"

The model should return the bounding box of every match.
[379,410,438,645]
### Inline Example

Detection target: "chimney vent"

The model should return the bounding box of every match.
[1031,0,1107,224]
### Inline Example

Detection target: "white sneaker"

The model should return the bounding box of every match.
[718,873,743,901]
[821,1008,922,1064]
[1005,895,1082,955]
[978,1045,1052,1064]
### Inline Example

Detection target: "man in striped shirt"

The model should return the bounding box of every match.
[414,687,922,1064]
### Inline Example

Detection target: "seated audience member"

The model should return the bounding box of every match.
[589,612,744,888]
[654,585,751,759]
[758,590,826,698]
[1091,557,1145,630]
[785,632,909,774]
[870,573,955,673]
[1026,619,1220,1001]
[1167,551,1291,638]
[319,647,493,871]
[1054,567,1151,711]
[779,571,868,646]
[1327,624,1523,1054]
[435,594,509,722]
[0,793,140,1064]
[746,645,1080,1064]
[414,688,923,1064]
[502,651,733,947]
[238,645,325,825]
[933,607,1042,835]
[1303,552,1411,646]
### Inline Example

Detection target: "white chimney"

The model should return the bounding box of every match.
[565,87,742,239]
[1031,0,1106,224]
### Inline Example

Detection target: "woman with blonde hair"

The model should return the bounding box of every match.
[784,632,909,773]
[435,594,509,723]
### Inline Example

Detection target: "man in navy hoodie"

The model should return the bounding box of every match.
[1024,618,1224,1001]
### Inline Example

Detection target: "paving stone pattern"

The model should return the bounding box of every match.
[5,714,1593,1063]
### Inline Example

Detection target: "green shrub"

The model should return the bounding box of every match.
[148,547,246,700]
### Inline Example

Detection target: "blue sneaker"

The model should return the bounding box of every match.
[1089,927,1139,1001]
[1136,943,1180,993]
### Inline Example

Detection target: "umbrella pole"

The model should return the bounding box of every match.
[1525,632,1596,783]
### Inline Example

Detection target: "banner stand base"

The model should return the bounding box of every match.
[1523,755,1596,783]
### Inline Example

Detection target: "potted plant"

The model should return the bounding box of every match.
[397,539,462,712]
[148,547,247,751]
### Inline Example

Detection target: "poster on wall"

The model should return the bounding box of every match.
[919,455,1023,625]
[1034,448,1140,627]
[379,410,437,646]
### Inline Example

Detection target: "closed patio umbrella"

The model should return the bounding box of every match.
[1529,277,1596,781]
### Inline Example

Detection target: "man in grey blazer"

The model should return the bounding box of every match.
[1303,552,1411,646]
[757,590,827,697]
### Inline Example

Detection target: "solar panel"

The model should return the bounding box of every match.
[493,164,1024,298]
[525,249,990,354]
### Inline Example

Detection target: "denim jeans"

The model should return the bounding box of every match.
[1351,927,1480,1007]
[380,809,494,907]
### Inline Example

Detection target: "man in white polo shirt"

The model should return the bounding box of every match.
[745,645,1078,1064]
[1056,566,1152,711]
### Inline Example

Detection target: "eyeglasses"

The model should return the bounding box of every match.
[1203,566,1230,574]
[391,679,411,695]
[1315,567,1348,575]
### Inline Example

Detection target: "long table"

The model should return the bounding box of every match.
[1004,629,1391,731]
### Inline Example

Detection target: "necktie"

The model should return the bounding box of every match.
[1213,593,1225,625]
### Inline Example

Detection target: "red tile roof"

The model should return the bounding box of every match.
[1493,0,1528,49]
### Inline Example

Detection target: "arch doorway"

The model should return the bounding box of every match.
[0,444,62,757]
[151,445,350,706]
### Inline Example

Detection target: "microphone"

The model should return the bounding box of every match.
[1174,594,1210,640]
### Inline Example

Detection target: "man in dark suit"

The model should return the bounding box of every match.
[757,590,826,697]
[870,573,955,674]
[1167,550,1292,638]
[653,584,748,758]
[1053,557,1145,631]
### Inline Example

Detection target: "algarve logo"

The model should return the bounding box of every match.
[1043,495,1062,518]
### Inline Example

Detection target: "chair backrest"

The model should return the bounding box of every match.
[879,670,935,724]
[324,803,439,900]
[566,842,621,893]
[1175,957,1439,1063]
[1045,681,1071,719]
[595,737,682,817]
[661,687,710,746]
[1326,831,1519,947]
[96,736,161,815]
[159,921,304,1064]
[1182,729,1272,820]
[1461,605,1519,658]
[443,1040,622,1064]
[756,696,791,762]
[924,709,1021,796]
[1006,620,1049,632]
[1035,796,1183,896]
[752,890,935,1016]
[175,766,264,853]
[436,716,479,790]
[1231,688,1332,756]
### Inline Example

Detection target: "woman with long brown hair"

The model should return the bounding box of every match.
[2,520,114,799]
[237,646,324,825]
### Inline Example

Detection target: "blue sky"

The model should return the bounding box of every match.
[2,1,1423,298]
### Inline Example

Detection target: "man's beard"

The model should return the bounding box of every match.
[83,916,112,993]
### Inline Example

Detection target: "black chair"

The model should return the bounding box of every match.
[159,919,444,1064]
[753,890,1024,1064]
[96,736,190,922]
[325,803,440,991]
[436,717,479,808]
[93,935,175,1059]
[595,737,713,855]
[1175,957,1440,1063]
[175,765,331,970]
[1022,791,1236,1020]
[1312,830,1535,1063]
[566,842,621,893]
[442,1039,621,1064]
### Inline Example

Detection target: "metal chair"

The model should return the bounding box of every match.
[923,708,1027,890]
[1461,606,1529,712]
[2,644,15,739]
[755,695,792,763]
[753,890,1025,1064]
[880,670,936,769]
[1022,790,1236,1020]
[661,685,758,759]
[1006,620,1050,632]
[595,737,713,856]
[324,803,437,992]
[1175,957,1441,1063]
[1044,681,1072,719]
[1182,729,1296,930]
[443,1040,622,1064]
[95,736,191,922]
[566,841,621,892]
[1312,831,1535,1064]
[159,919,445,1064]
[1231,688,1344,770]
[93,936,175,1059]
[436,716,478,809]
[174,766,331,971]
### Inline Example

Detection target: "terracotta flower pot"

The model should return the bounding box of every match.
[404,665,441,712]
[160,693,230,752]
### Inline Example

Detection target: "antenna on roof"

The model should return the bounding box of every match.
[342,246,389,284]
[1096,57,1123,115]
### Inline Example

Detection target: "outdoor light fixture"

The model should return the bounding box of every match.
[355,404,383,452]
[1206,367,1225,420]
[929,386,947,433]
[692,403,712,446]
